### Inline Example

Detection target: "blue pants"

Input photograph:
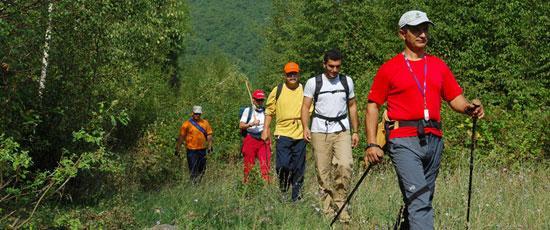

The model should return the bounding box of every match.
[186,149,207,184]
[389,135,443,230]
[275,136,306,201]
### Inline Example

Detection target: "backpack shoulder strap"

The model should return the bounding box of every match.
[246,107,253,123]
[188,118,208,139]
[313,74,323,105]
[339,74,350,101]
[275,83,284,102]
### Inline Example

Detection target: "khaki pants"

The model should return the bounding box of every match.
[311,132,353,222]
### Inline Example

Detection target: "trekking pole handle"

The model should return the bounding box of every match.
[465,99,481,116]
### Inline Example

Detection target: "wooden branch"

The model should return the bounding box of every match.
[0,210,16,225]
[14,181,54,228]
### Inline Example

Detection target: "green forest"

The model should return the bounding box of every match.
[1,0,548,229]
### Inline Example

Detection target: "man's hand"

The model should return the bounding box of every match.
[364,146,384,165]
[303,128,312,142]
[250,119,260,127]
[261,129,270,141]
[351,133,359,148]
[465,99,484,119]
[1,63,9,72]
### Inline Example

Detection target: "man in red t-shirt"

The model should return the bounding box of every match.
[365,10,484,229]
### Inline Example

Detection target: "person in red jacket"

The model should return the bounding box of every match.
[365,10,484,229]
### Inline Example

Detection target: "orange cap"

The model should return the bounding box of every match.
[284,62,300,74]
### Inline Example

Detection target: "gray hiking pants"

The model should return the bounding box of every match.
[389,134,443,230]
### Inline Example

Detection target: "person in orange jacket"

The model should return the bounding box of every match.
[175,105,213,184]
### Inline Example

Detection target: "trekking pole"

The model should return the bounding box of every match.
[466,100,480,228]
[330,163,374,226]
[393,205,404,230]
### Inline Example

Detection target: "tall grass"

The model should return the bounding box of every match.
[129,157,549,229]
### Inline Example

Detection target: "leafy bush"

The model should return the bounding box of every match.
[0,101,126,228]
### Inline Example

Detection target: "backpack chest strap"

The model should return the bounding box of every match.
[312,113,348,131]
[318,89,347,95]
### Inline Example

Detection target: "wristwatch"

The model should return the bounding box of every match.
[366,143,382,150]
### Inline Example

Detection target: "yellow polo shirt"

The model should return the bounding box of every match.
[265,83,311,140]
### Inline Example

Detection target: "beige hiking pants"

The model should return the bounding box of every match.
[311,131,353,222]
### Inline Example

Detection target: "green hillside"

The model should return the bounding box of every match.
[185,0,271,77]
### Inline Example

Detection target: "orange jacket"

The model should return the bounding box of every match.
[179,119,213,150]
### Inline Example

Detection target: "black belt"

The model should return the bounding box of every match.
[398,120,441,129]
[386,120,442,146]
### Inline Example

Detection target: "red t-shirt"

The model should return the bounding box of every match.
[368,53,462,139]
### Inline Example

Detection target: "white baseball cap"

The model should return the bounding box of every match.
[399,10,434,28]
[192,105,202,114]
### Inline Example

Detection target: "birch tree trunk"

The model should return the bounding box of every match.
[38,2,53,98]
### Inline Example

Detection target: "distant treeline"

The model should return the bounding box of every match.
[185,0,271,78]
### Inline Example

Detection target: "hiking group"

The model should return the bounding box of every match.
[174,10,484,229]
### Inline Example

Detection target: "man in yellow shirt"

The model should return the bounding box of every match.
[262,62,308,202]
[175,105,213,184]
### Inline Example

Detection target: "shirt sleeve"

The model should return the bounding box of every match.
[303,78,315,98]
[347,76,355,99]
[440,61,463,102]
[240,107,251,123]
[205,120,213,135]
[265,86,277,116]
[179,121,187,137]
[368,64,390,105]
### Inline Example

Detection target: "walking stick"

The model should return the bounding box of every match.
[466,101,480,228]
[243,79,260,128]
[330,164,374,226]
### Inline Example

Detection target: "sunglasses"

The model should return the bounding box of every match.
[193,113,201,115]
[286,72,299,77]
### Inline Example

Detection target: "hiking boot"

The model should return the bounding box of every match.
[339,211,351,224]
[323,209,336,220]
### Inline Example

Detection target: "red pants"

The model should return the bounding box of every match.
[241,135,271,183]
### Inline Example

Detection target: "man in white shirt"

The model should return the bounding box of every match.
[301,49,359,223]
[240,89,271,183]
